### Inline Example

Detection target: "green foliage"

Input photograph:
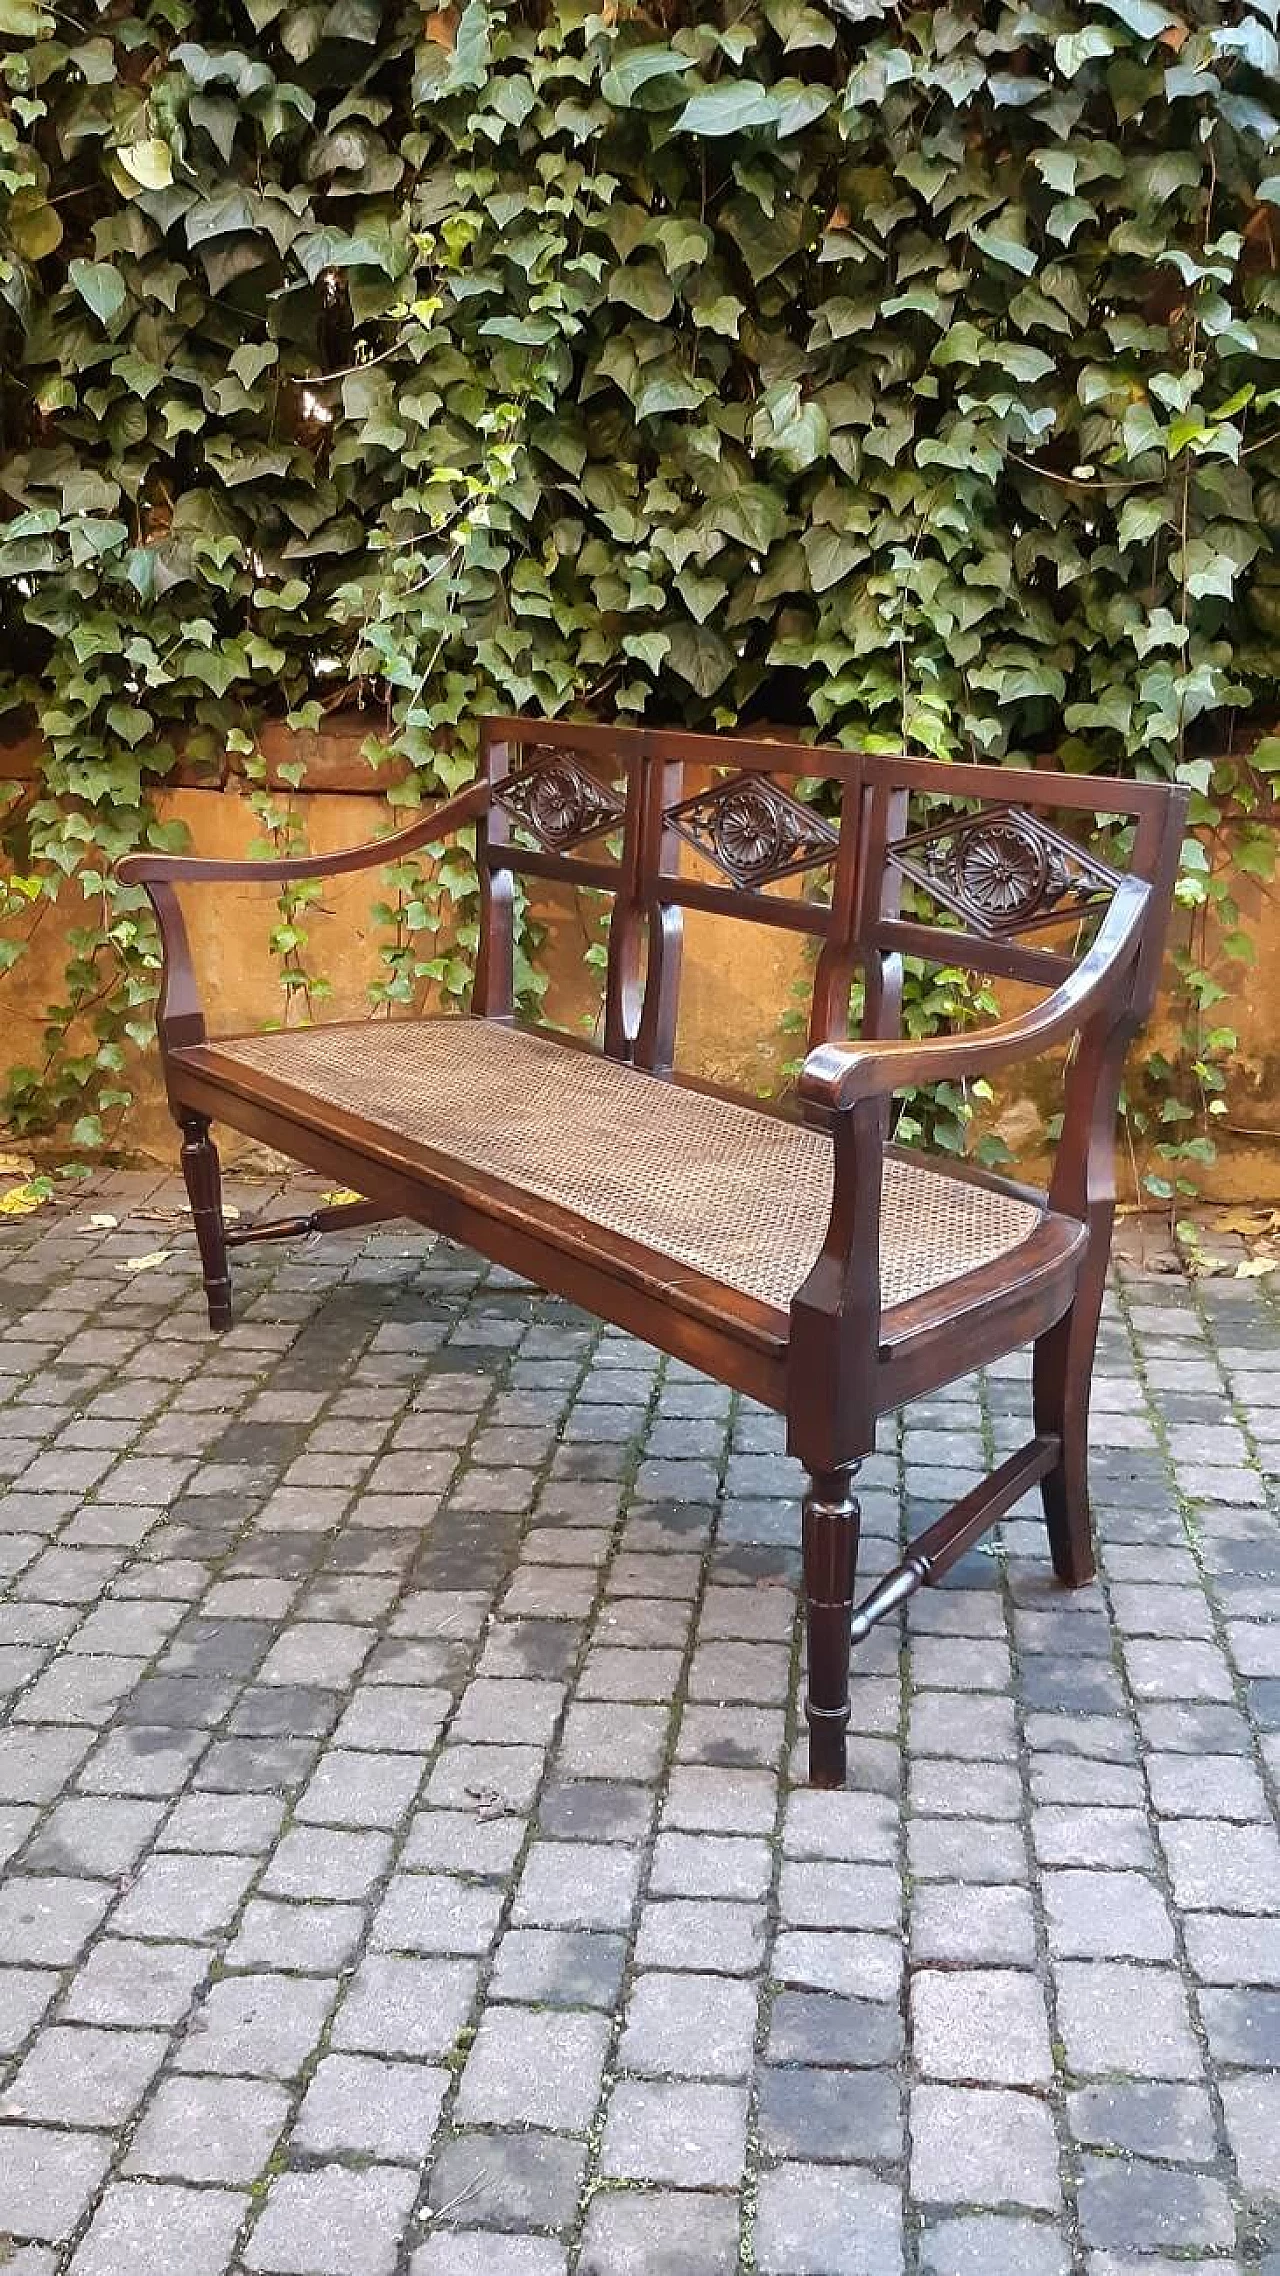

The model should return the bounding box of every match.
[1,0,1277,1184]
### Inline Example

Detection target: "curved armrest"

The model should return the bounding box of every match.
[800,875,1150,1114]
[117,779,490,889]
[119,777,490,1055]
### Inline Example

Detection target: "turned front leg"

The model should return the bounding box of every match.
[179,1111,232,1331]
[802,1463,861,1788]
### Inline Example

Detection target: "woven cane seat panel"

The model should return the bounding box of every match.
[210,1018,1043,1315]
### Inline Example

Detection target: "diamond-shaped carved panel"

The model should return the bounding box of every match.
[887,805,1120,939]
[665,773,838,890]
[494,753,625,852]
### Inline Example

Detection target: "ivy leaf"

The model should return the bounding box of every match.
[68,260,125,324]
[0,0,52,30]
[675,83,785,136]
[665,622,735,695]
[708,485,788,552]
[118,141,174,192]
[1179,540,1238,599]
[599,45,695,106]
[1095,0,1180,38]
[1054,26,1121,75]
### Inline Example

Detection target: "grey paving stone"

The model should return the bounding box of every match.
[0,1727,96,1804]
[600,2079,748,2185]
[755,2162,904,2275]
[401,1809,525,1879]
[293,2052,449,2160]
[577,2189,739,2276]
[774,1930,903,2002]
[1043,1868,1175,1959]
[67,2181,247,2276]
[228,1896,364,1974]
[9,2023,168,2126]
[782,1788,897,1860]
[0,1964,58,2053]
[618,1970,758,2079]
[456,2005,609,2132]
[511,1841,641,1930]
[331,1956,478,2058]
[424,2130,586,2232]
[62,1937,209,2027]
[111,1852,258,1939]
[413,2239,567,2276]
[780,1859,901,1931]
[1047,1975,1193,2084]
[648,1831,772,1901]
[491,1928,626,2010]
[0,1875,112,1964]
[1160,1818,1280,1912]
[1146,1749,1269,1820]
[919,2217,1068,2276]
[245,2163,419,2275]
[908,1818,1029,1884]
[766,1989,905,2069]
[1076,2157,1234,2251]
[633,1897,767,1976]
[1198,1983,1280,2066]
[912,1969,1053,2086]
[174,1971,338,2078]
[1184,1910,1280,1984]
[556,1702,668,1781]
[371,1873,504,1956]
[260,1826,393,1901]
[1067,2082,1217,2164]
[759,2064,902,2162]
[158,1791,286,1854]
[909,2086,1062,2211]
[0,2123,113,2244]
[537,1780,655,1843]
[1221,2070,1280,2194]
[911,1883,1037,1966]
[125,2075,290,2182]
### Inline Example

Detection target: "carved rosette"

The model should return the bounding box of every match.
[887,805,1119,939]
[494,754,625,851]
[666,773,838,889]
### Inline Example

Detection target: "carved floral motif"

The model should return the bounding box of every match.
[665,773,838,889]
[887,805,1119,939]
[494,754,625,850]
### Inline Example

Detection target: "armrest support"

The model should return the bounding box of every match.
[116,779,489,890]
[799,875,1150,1114]
[118,779,490,1055]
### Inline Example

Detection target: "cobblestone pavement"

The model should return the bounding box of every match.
[0,1171,1277,2276]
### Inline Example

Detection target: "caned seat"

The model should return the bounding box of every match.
[192,1016,1051,1326]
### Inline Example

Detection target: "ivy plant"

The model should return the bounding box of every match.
[1,0,1277,1194]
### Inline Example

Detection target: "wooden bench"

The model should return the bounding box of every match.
[120,719,1186,1787]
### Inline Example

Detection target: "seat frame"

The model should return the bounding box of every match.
[119,719,1186,1788]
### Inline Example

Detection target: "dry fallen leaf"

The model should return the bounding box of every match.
[323,1188,366,1207]
[77,1212,119,1233]
[115,1248,174,1273]
[0,1150,35,1176]
[0,1183,48,1217]
[1235,1258,1277,1278]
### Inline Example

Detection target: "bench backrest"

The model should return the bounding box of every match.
[475,716,1185,1072]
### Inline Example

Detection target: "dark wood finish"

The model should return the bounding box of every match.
[178,1111,232,1330]
[803,1464,862,1790]
[225,1197,389,1249]
[848,1435,1059,1643]
[122,717,1188,1787]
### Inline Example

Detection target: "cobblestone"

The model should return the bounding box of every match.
[0,1185,1273,2272]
